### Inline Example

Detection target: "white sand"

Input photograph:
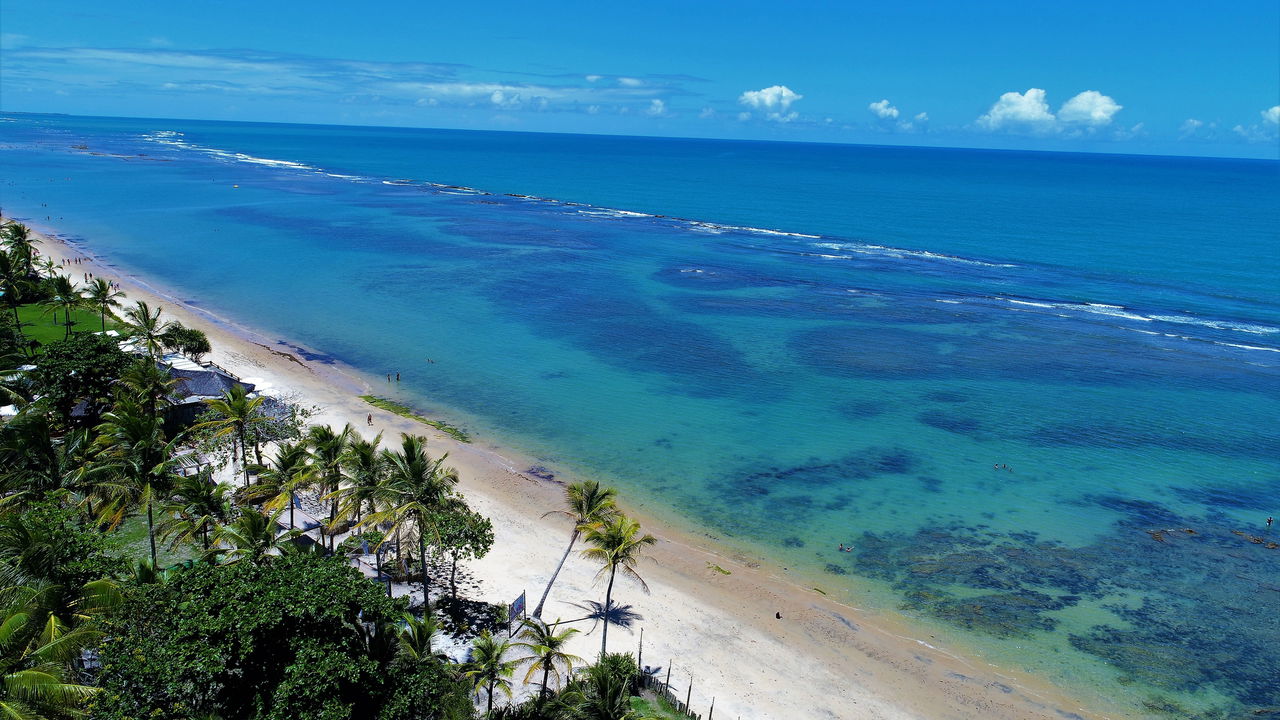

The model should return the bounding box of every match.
[25,221,1116,720]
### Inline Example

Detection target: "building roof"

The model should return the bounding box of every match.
[164,363,255,405]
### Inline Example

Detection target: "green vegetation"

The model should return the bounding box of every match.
[361,395,472,442]
[630,696,687,720]
[1,220,691,719]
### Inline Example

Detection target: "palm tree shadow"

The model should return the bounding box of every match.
[562,599,643,636]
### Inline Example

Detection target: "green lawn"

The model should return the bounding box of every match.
[14,303,123,348]
[631,695,690,720]
[112,514,201,568]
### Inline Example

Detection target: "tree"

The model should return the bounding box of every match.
[121,300,173,358]
[1,221,38,277]
[90,397,188,568]
[205,508,301,565]
[83,277,124,333]
[0,583,100,720]
[0,250,34,335]
[361,434,458,616]
[115,358,178,423]
[0,494,122,587]
[308,424,351,526]
[158,472,232,551]
[397,612,446,663]
[249,441,314,530]
[432,496,494,604]
[87,553,474,720]
[159,323,211,362]
[31,333,132,427]
[40,275,83,339]
[340,432,386,524]
[580,516,656,656]
[531,480,618,619]
[0,412,93,507]
[513,619,582,703]
[199,384,267,487]
[464,630,515,717]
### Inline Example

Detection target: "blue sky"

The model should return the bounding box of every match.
[2,1,1277,158]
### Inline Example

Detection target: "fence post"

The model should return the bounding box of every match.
[637,627,643,673]
[685,675,693,713]
[665,662,671,695]
[708,697,714,720]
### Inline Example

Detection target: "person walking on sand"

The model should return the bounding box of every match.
[367,414,373,426]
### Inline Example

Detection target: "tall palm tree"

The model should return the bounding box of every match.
[0,250,33,333]
[90,397,188,568]
[339,432,385,524]
[531,480,619,619]
[122,300,173,358]
[249,441,313,529]
[0,586,100,719]
[116,358,178,422]
[0,411,91,507]
[40,275,82,339]
[581,515,656,656]
[514,618,582,702]
[83,277,124,332]
[205,508,300,565]
[464,630,516,717]
[307,424,351,525]
[158,472,232,551]
[199,385,266,486]
[360,434,457,615]
[1,221,37,277]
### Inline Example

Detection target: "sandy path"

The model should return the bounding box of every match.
[22,219,1119,720]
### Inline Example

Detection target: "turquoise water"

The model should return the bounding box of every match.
[3,113,1278,717]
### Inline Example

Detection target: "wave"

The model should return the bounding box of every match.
[814,242,1017,268]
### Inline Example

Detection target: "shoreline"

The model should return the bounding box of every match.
[16,215,1119,720]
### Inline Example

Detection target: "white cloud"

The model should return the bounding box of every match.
[490,90,521,107]
[698,107,716,119]
[1058,90,1122,127]
[738,85,803,122]
[976,88,1056,132]
[585,74,601,83]
[977,88,1122,135]
[646,98,667,117]
[737,111,752,122]
[586,105,600,114]
[1179,118,1204,137]
[1263,106,1280,125]
[1231,106,1280,143]
[618,77,644,87]
[914,112,928,122]
[868,99,899,119]
[1113,122,1145,140]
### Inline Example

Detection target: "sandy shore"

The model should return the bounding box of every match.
[21,218,1116,720]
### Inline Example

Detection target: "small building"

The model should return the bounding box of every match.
[162,354,255,435]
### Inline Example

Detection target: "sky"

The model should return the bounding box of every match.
[2,1,1278,159]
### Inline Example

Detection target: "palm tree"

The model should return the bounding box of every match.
[531,480,618,619]
[116,358,178,422]
[158,472,232,551]
[1,221,37,277]
[360,434,457,615]
[90,397,188,567]
[249,441,313,529]
[514,618,582,702]
[0,588,99,718]
[581,515,656,656]
[0,411,91,507]
[339,432,385,524]
[397,612,446,662]
[0,250,33,335]
[84,277,124,332]
[40,275,82,339]
[199,385,266,486]
[307,424,351,525]
[122,300,173,358]
[464,630,516,717]
[205,508,300,565]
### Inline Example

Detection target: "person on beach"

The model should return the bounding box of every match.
[367,414,373,426]
[396,372,400,381]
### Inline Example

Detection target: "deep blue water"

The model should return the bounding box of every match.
[3,113,1278,717]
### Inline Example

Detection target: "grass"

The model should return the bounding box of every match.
[359,395,471,443]
[14,302,122,348]
[631,695,689,720]
[112,514,201,568]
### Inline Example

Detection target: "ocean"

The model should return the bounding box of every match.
[2,112,1278,717]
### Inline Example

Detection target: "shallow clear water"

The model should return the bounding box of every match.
[3,113,1278,717]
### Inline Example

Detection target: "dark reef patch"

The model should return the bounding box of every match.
[917,409,986,437]
[923,390,970,403]
[836,399,888,420]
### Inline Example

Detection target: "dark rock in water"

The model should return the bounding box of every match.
[917,409,985,437]
[526,466,556,481]
[917,475,942,493]
[781,536,805,548]
[903,588,1077,637]
[836,399,888,419]
[824,563,849,575]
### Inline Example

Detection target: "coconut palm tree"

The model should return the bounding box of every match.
[199,385,266,487]
[249,441,313,529]
[0,411,92,507]
[205,508,300,565]
[158,472,232,551]
[338,432,385,524]
[307,424,352,525]
[40,275,82,339]
[464,630,516,717]
[514,618,583,702]
[397,612,446,663]
[116,358,178,423]
[581,515,656,656]
[122,300,173,358]
[0,250,33,334]
[83,277,124,333]
[360,434,457,615]
[0,587,100,719]
[531,480,619,619]
[90,397,188,567]
[1,221,37,276]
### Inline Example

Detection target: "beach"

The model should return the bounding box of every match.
[22,220,1116,720]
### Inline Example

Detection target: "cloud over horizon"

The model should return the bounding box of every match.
[976,88,1122,135]
[738,84,802,122]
